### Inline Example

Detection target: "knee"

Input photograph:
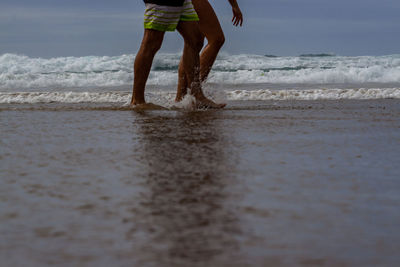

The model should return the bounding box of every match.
[210,34,225,48]
[186,34,204,53]
[143,40,162,55]
[141,32,163,55]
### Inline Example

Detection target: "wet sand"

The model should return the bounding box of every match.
[1,99,400,266]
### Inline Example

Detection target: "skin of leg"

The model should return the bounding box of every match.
[176,0,225,101]
[176,23,204,101]
[176,21,204,100]
[176,55,190,101]
[194,0,225,82]
[177,21,225,108]
[131,29,165,105]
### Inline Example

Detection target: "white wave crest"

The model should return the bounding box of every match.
[1,53,400,89]
[1,88,399,104]
[227,88,400,100]
[0,91,132,104]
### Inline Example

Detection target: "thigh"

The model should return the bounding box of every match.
[177,21,202,43]
[192,0,224,40]
[141,29,165,50]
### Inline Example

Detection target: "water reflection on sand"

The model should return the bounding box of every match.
[2,101,400,266]
[128,111,242,266]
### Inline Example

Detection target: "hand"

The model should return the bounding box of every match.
[232,6,243,27]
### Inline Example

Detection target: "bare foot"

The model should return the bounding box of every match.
[195,95,226,109]
[130,102,167,110]
[175,96,183,102]
[175,91,187,102]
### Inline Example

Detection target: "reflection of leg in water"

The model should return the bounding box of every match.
[130,112,240,266]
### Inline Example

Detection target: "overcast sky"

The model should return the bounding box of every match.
[1,0,399,57]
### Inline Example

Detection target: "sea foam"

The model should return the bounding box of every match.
[1,88,399,104]
[1,53,400,90]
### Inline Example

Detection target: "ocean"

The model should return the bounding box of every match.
[1,53,400,104]
[1,53,400,266]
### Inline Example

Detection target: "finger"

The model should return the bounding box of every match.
[237,15,242,27]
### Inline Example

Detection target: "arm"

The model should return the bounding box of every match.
[228,0,243,26]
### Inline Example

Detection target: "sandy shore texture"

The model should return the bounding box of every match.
[1,99,400,266]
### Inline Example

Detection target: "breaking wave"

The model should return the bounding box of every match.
[1,53,400,90]
[1,88,399,104]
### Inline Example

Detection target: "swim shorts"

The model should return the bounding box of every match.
[143,0,185,6]
[143,0,199,32]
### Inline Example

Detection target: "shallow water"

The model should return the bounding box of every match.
[1,100,400,266]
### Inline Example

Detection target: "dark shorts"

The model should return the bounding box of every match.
[143,0,185,7]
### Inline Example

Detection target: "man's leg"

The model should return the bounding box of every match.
[131,29,165,105]
[176,21,226,108]
[176,55,189,102]
[194,0,225,83]
[176,0,224,101]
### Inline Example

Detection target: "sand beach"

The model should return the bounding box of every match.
[1,98,400,266]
